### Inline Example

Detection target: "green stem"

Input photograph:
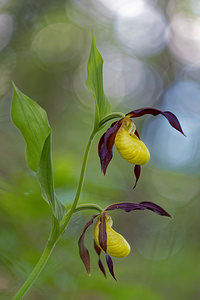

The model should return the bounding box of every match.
[98,112,125,128]
[13,130,96,299]
[60,131,96,233]
[74,203,103,213]
[13,218,58,300]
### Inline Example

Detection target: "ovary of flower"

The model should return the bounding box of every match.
[114,119,150,165]
[94,214,131,258]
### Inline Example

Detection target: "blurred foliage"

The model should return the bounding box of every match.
[0,0,200,299]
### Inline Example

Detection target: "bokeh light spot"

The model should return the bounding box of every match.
[32,23,82,70]
[0,14,13,51]
[143,80,200,173]
[115,6,167,56]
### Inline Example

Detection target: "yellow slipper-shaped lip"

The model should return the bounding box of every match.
[115,124,150,165]
[94,213,131,258]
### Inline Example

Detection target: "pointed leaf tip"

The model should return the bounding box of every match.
[11,80,16,89]
[86,32,110,123]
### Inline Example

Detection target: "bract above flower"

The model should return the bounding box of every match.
[78,201,171,280]
[98,107,185,188]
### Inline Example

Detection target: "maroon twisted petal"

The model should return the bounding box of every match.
[78,214,98,274]
[98,212,107,252]
[126,107,185,136]
[106,253,116,280]
[94,241,107,278]
[133,165,141,189]
[105,201,171,217]
[98,120,123,175]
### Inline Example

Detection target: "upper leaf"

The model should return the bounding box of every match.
[86,31,110,124]
[11,83,51,172]
[37,134,65,221]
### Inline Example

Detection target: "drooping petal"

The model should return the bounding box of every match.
[98,212,107,252]
[94,240,107,278]
[98,120,123,175]
[78,214,98,274]
[106,253,117,280]
[105,201,171,217]
[126,108,185,135]
[133,165,141,189]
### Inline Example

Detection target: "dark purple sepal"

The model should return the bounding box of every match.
[126,108,185,136]
[105,201,171,217]
[133,165,141,189]
[98,212,107,252]
[98,132,106,158]
[78,215,98,274]
[94,241,107,278]
[106,253,117,280]
[98,120,123,175]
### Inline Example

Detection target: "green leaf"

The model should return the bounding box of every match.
[11,83,65,221]
[37,134,65,221]
[11,83,51,172]
[86,31,110,125]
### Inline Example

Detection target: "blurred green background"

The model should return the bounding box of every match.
[0,0,200,299]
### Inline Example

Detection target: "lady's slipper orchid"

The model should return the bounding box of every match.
[78,201,171,280]
[98,107,185,187]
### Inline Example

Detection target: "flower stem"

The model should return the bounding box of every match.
[74,203,103,213]
[13,218,58,300]
[60,130,96,233]
[98,112,125,128]
[12,130,96,299]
